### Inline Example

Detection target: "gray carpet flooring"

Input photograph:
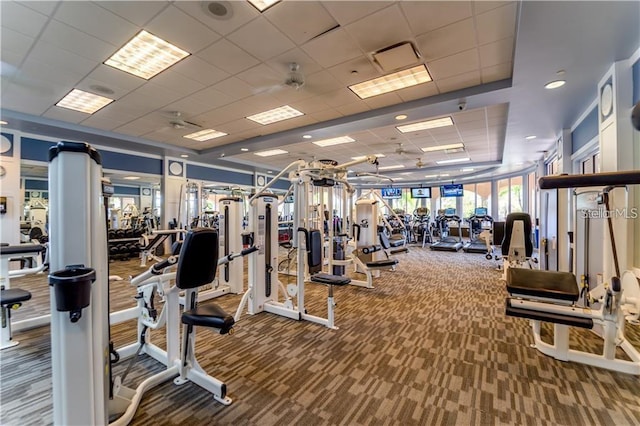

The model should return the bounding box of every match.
[1,248,639,425]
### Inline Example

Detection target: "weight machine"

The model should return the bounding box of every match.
[505,171,640,375]
[236,156,377,329]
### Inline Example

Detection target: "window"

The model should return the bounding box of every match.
[463,187,477,218]
[497,178,509,221]
[475,182,491,216]
[528,172,536,219]
[510,176,523,212]
[435,187,457,213]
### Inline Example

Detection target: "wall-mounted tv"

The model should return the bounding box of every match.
[440,184,463,197]
[381,187,402,199]
[410,187,431,199]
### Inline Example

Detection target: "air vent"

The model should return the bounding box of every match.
[371,42,421,73]
[202,1,233,20]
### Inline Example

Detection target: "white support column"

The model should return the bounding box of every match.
[557,129,573,272]
[0,132,21,245]
[597,60,634,279]
[162,158,187,230]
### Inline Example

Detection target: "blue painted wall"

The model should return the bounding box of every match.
[24,179,48,191]
[113,186,140,196]
[187,164,254,186]
[571,106,598,154]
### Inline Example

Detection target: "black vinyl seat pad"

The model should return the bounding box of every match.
[366,259,398,268]
[0,244,44,255]
[182,303,234,331]
[310,272,351,286]
[506,268,579,302]
[1,288,32,305]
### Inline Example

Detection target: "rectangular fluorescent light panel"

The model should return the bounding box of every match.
[246,105,303,125]
[349,65,432,99]
[378,164,405,171]
[183,129,227,141]
[254,149,288,157]
[421,142,464,153]
[56,89,114,114]
[397,116,454,133]
[105,30,190,80]
[351,154,385,160]
[312,136,355,147]
[247,0,281,12]
[436,157,470,165]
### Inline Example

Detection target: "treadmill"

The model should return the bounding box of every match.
[430,208,463,251]
[462,207,494,256]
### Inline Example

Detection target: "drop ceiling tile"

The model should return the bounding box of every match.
[170,56,230,86]
[1,84,63,115]
[218,118,260,134]
[20,57,85,89]
[265,47,323,76]
[317,88,360,108]
[146,5,221,53]
[364,92,403,110]
[475,2,517,45]
[241,92,283,113]
[264,1,337,44]
[301,28,362,68]
[1,1,49,38]
[188,86,236,110]
[480,62,513,83]
[473,1,514,15]
[43,106,93,124]
[479,37,514,68]
[212,76,256,101]
[323,1,393,26]
[327,57,379,85]
[236,64,284,90]
[227,17,295,61]
[428,48,479,81]
[80,114,132,131]
[197,39,260,74]
[40,20,116,62]
[150,69,205,97]
[310,109,343,122]
[416,18,476,62]
[28,40,97,76]
[344,4,413,53]
[54,1,138,46]
[335,101,371,116]
[82,65,146,95]
[17,1,60,16]
[401,1,473,35]
[97,1,168,27]
[0,28,35,65]
[114,116,164,137]
[396,82,439,102]
[289,96,331,115]
[195,100,247,126]
[303,70,343,94]
[175,1,260,36]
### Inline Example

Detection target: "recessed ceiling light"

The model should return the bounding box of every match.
[544,80,566,89]
[436,157,470,165]
[424,175,437,179]
[180,154,189,158]
[349,65,432,99]
[241,148,249,152]
[421,142,464,152]
[351,154,385,160]
[183,129,227,141]
[439,174,450,177]
[394,177,404,180]
[0,120,7,125]
[461,168,474,172]
[123,176,140,180]
[378,164,405,171]
[397,116,454,133]
[104,30,190,80]
[247,0,280,12]
[267,170,273,173]
[254,149,288,157]
[395,114,408,120]
[312,136,355,147]
[302,134,312,139]
[246,105,303,125]
[56,89,114,114]
[525,135,537,140]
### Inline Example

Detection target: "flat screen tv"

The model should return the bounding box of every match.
[440,184,463,197]
[410,187,431,198]
[444,208,456,216]
[381,187,402,199]
[475,207,488,216]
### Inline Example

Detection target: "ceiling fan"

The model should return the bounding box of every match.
[415,158,426,168]
[394,143,420,156]
[167,111,201,130]
[255,62,306,94]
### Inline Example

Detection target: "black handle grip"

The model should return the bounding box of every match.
[241,246,258,256]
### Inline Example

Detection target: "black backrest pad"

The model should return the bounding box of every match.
[501,212,533,256]
[175,228,219,289]
[307,229,323,274]
[378,232,390,250]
